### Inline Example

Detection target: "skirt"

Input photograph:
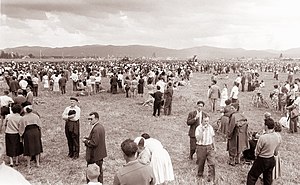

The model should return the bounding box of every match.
[23,124,43,156]
[5,133,23,157]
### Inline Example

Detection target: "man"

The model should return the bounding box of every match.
[164,82,173,115]
[0,141,31,185]
[195,116,215,182]
[19,76,28,96]
[70,71,79,91]
[230,81,240,111]
[58,73,67,94]
[150,86,163,117]
[186,101,209,160]
[9,76,20,96]
[32,74,39,96]
[62,97,81,159]
[83,112,107,183]
[113,139,156,185]
[227,104,249,165]
[13,89,26,106]
[0,90,14,132]
[247,118,281,185]
[208,80,220,112]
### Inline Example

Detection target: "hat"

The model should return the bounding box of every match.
[68,110,76,115]
[70,97,78,102]
[86,163,100,180]
[264,112,271,118]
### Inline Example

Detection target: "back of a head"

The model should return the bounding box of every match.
[86,163,100,181]
[264,118,275,130]
[121,139,138,157]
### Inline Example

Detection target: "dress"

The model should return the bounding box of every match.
[5,113,24,157]
[42,75,49,89]
[53,76,60,92]
[220,88,228,107]
[19,112,43,156]
[144,138,174,185]
[138,78,144,94]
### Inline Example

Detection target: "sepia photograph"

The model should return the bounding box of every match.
[0,0,300,184]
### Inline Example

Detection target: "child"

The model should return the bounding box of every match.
[86,163,102,185]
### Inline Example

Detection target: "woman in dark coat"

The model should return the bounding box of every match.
[164,82,173,115]
[19,103,43,168]
[137,75,145,97]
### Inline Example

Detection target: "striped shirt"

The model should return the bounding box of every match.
[195,124,215,145]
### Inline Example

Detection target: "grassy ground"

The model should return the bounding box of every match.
[1,71,300,185]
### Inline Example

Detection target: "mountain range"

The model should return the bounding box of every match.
[3,45,300,59]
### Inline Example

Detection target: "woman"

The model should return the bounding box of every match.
[218,99,232,141]
[53,74,60,93]
[4,104,23,167]
[270,85,279,111]
[137,75,145,97]
[131,77,138,98]
[135,133,174,185]
[42,73,49,90]
[19,102,43,168]
[220,83,228,108]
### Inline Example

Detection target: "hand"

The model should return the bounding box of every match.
[82,138,87,143]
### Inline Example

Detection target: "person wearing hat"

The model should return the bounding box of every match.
[0,141,31,184]
[62,97,81,159]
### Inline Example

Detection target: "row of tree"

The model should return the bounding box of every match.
[0,50,35,59]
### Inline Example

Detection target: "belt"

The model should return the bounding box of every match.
[197,144,213,146]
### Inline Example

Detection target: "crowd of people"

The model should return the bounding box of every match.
[0,57,299,185]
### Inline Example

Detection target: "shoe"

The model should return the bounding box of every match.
[68,153,74,158]
[9,164,13,167]
[73,154,79,159]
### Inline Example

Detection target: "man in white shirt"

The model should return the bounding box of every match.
[0,90,14,133]
[230,82,240,111]
[70,71,79,91]
[19,76,28,95]
[62,97,81,159]
[195,116,215,183]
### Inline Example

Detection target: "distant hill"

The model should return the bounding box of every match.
[3,45,300,59]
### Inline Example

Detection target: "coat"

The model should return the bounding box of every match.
[227,112,249,156]
[84,123,107,163]
[186,110,209,138]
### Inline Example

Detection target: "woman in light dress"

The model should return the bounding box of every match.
[220,83,228,108]
[134,133,174,185]
[52,74,60,92]
[42,74,49,90]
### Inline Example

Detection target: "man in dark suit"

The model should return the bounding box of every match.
[186,101,209,160]
[151,86,163,117]
[83,112,107,183]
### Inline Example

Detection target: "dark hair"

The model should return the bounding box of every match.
[137,138,145,147]
[274,85,278,88]
[4,90,9,95]
[25,107,33,113]
[156,86,161,90]
[89,112,99,119]
[274,122,282,132]
[197,101,205,106]
[225,99,232,105]
[212,80,217,84]
[264,118,275,129]
[141,133,151,139]
[121,139,138,157]
[11,104,22,114]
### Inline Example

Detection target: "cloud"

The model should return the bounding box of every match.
[1,0,300,50]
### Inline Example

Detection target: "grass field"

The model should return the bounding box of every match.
[1,71,300,185]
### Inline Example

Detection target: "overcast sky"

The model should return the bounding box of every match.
[1,0,300,50]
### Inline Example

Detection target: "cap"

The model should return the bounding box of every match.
[70,97,78,102]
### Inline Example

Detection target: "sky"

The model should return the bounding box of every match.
[1,0,300,50]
